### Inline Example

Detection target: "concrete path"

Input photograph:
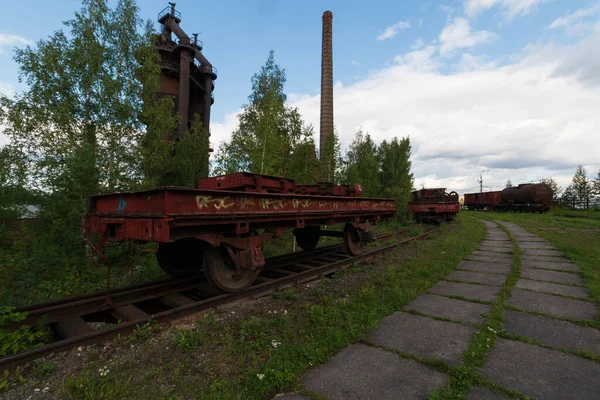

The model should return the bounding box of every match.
[275,220,600,399]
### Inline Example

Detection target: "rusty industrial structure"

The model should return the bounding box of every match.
[319,11,334,181]
[156,3,217,151]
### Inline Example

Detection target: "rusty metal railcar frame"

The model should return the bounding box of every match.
[86,182,397,291]
[408,188,460,223]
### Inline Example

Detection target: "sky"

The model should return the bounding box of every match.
[1,0,600,193]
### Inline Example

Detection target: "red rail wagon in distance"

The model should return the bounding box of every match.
[463,183,553,212]
[463,191,502,211]
[86,173,397,292]
[408,188,460,223]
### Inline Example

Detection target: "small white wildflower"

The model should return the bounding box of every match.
[231,311,235,314]
[257,373,265,380]
[43,387,50,392]
[34,389,41,392]
[268,311,272,314]
[273,310,278,314]
[271,340,281,348]
[283,310,288,316]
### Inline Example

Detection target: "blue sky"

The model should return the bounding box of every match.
[2,0,600,192]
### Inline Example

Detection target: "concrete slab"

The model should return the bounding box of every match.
[504,309,600,356]
[273,394,310,400]
[521,249,563,257]
[405,293,491,325]
[521,267,585,286]
[466,254,513,264]
[368,312,476,365]
[466,387,509,400]
[521,260,579,272]
[300,343,447,400]
[480,240,513,246]
[480,241,513,248]
[446,270,507,286]
[471,250,512,259]
[478,246,513,254]
[513,237,547,242]
[521,254,574,263]
[429,281,501,302]
[484,236,511,242]
[481,338,600,399]
[518,242,557,250]
[508,288,597,320]
[516,279,590,299]
[457,260,510,275]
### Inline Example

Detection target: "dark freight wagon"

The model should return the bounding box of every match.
[463,183,553,212]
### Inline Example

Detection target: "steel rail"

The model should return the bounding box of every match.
[0,227,430,371]
[11,228,407,328]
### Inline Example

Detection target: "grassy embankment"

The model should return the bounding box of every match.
[3,215,484,399]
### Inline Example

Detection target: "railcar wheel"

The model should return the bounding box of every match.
[294,226,321,251]
[156,238,203,278]
[343,224,365,256]
[203,246,259,293]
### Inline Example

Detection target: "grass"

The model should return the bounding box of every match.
[1,215,481,400]
[133,215,483,399]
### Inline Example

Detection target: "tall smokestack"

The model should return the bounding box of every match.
[319,11,334,181]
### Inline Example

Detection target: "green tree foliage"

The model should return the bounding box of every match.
[343,129,381,197]
[319,128,343,183]
[0,0,173,299]
[165,115,210,187]
[505,179,513,188]
[0,145,29,221]
[378,137,414,216]
[540,178,562,200]
[571,165,593,205]
[214,51,316,179]
[593,169,600,196]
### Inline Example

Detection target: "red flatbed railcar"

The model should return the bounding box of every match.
[86,173,397,292]
[408,188,460,223]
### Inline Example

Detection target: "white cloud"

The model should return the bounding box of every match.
[439,17,498,57]
[547,4,600,36]
[439,4,455,15]
[377,20,411,41]
[411,39,426,50]
[465,0,550,20]
[457,53,497,71]
[0,33,32,55]
[210,21,600,193]
[288,32,600,192]
[350,60,360,66]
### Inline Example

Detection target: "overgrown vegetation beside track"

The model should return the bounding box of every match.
[2,215,484,399]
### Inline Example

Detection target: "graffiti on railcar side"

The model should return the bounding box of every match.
[261,199,287,210]
[240,197,256,210]
[318,200,343,209]
[292,199,311,208]
[196,195,235,210]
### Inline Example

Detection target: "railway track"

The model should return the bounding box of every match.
[1,227,436,371]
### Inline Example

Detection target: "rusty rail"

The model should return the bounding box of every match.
[1,227,434,371]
